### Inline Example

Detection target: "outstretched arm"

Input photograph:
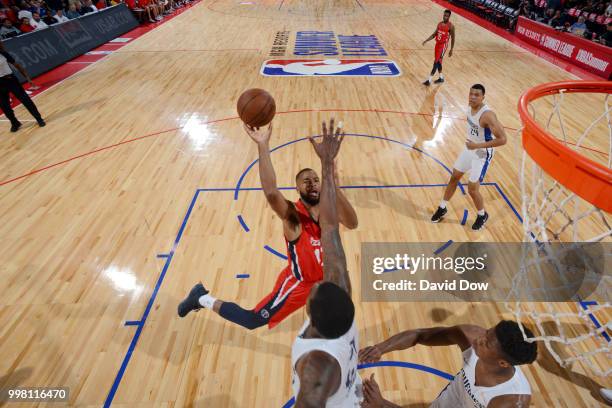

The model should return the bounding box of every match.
[244,124,292,219]
[422,29,437,45]
[359,325,484,363]
[308,119,351,295]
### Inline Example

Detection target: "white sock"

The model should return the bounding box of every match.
[478,209,485,216]
[439,200,447,209]
[426,75,432,82]
[198,294,217,309]
[439,74,444,79]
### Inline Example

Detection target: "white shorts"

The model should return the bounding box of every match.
[453,147,493,183]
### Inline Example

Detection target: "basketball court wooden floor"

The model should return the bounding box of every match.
[0,0,610,406]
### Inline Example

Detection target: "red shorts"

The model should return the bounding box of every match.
[253,266,317,329]
[434,42,449,63]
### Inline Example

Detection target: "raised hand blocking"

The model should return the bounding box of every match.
[308,119,345,163]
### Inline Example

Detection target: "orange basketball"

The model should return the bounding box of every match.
[237,89,276,128]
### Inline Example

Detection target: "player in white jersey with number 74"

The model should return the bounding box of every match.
[431,84,507,231]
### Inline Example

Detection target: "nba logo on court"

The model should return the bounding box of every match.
[261,59,401,76]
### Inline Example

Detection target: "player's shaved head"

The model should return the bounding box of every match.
[495,320,538,366]
[308,282,354,339]
[296,168,315,182]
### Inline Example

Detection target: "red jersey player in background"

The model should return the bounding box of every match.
[422,9,456,86]
[178,121,358,330]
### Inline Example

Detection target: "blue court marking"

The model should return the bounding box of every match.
[198,187,297,193]
[236,274,250,279]
[235,183,479,239]
[461,209,468,226]
[281,360,454,407]
[237,215,250,232]
[264,245,288,260]
[491,182,523,223]
[258,183,519,261]
[342,183,449,189]
[434,240,454,255]
[579,301,611,342]
[102,149,605,406]
[104,189,201,408]
[198,187,252,192]
[233,134,465,201]
[358,361,454,380]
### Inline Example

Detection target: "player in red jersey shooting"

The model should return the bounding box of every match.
[178,122,358,330]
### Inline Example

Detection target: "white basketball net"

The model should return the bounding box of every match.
[506,87,612,377]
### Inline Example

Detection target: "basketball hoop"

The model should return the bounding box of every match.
[508,81,611,377]
[519,81,611,212]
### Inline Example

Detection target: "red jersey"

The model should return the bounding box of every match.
[285,199,323,283]
[435,21,452,45]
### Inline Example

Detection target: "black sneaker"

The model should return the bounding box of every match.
[10,121,22,132]
[434,77,445,84]
[431,206,447,223]
[37,119,46,127]
[177,283,208,317]
[423,79,431,86]
[472,212,489,230]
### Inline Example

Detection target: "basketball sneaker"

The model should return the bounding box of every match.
[178,283,208,317]
[10,121,22,132]
[434,77,445,84]
[472,212,489,230]
[423,79,431,86]
[431,206,447,223]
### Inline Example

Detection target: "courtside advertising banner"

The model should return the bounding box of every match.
[515,16,612,79]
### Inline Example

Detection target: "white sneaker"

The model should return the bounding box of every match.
[601,389,612,405]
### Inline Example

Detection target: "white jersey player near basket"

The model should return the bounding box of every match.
[431,84,507,230]
[358,321,538,408]
[291,119,362,407]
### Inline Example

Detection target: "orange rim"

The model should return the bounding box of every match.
[518,81,612,213]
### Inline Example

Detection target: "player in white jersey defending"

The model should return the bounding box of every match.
[291,119,362,408]
[431,84,507,230]
[358,320,537,408]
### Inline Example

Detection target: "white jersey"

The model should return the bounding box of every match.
[291,319,362,407]
[430,347,531,408]
[466,104,492,144]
